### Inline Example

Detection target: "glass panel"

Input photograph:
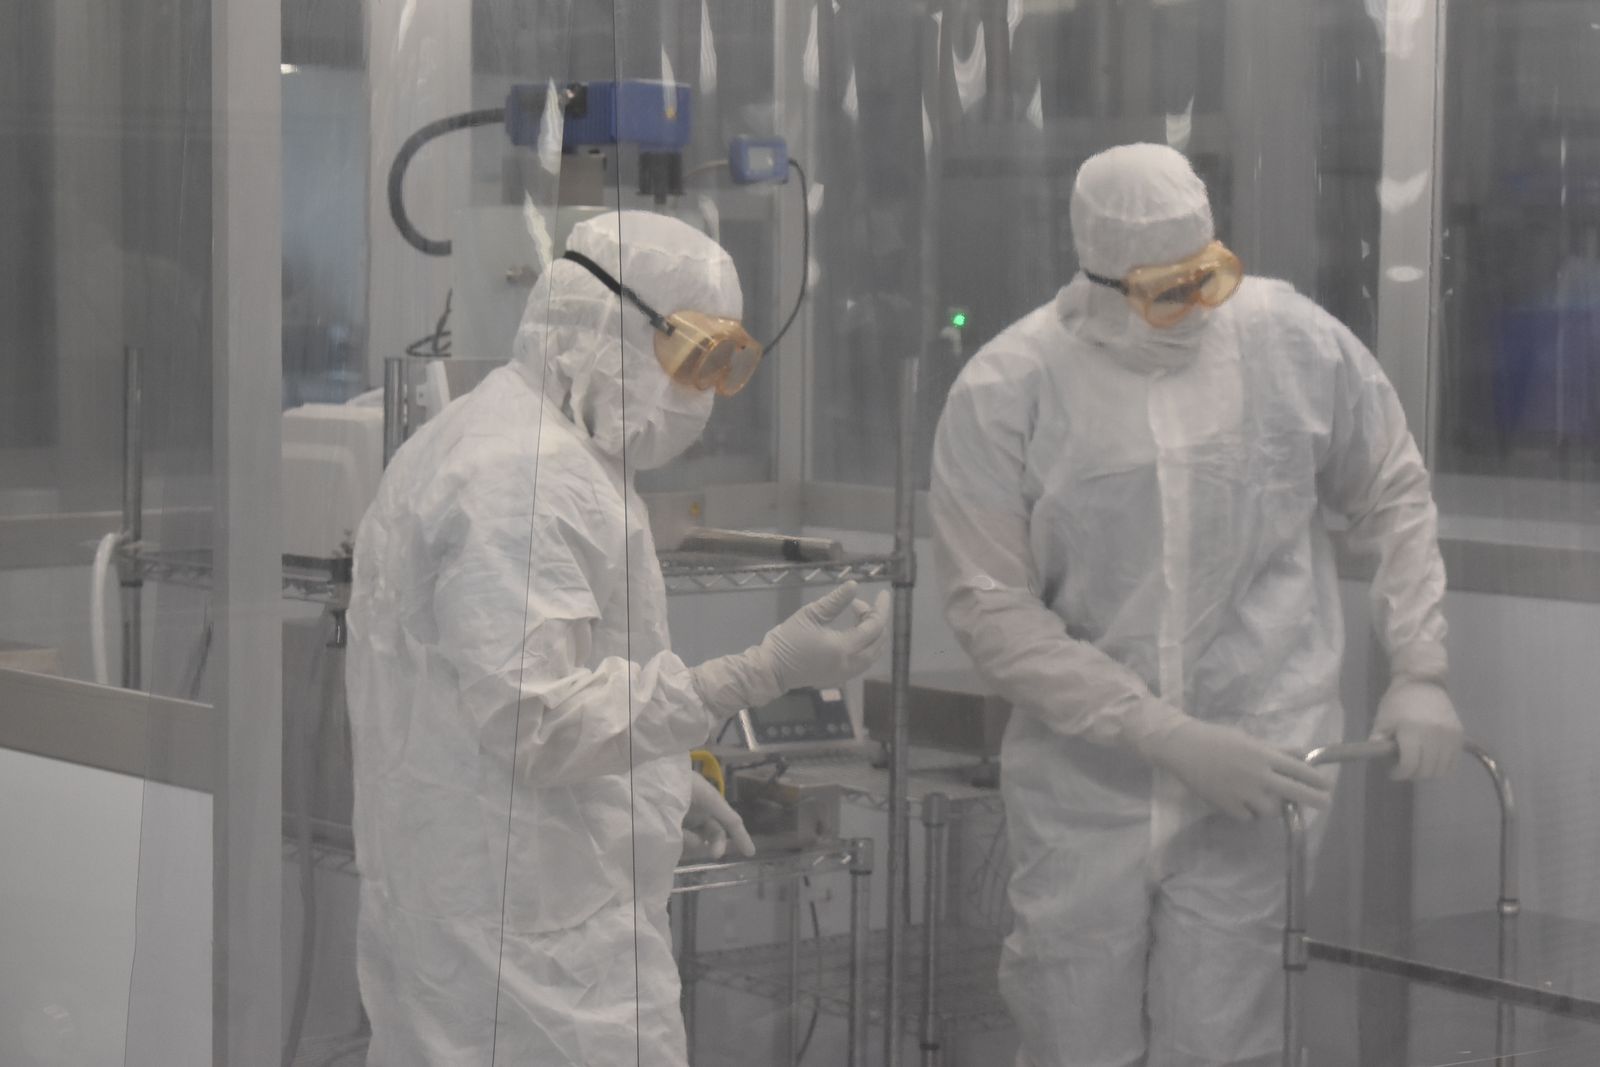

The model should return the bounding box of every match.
[1437,0,1600,503]
[122,0,229,1061]
[812,0,1387,489]
[1415,8,1600,1067]
[0,1,220,1062]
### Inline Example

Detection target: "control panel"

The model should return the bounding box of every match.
[738,687,857,750]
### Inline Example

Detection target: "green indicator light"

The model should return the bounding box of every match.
[951,312,968,328]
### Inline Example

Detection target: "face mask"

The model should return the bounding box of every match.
[565,337,717,472]
[1079,282,1213,374]
[624,380,715,472]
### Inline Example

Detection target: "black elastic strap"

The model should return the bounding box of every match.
[1083,269,1129,294]
[561,250,676,336]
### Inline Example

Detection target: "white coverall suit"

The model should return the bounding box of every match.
[346,212,888,1065]
[929,144,1452,1066]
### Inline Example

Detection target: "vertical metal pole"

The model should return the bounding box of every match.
[889,4,947,1059]
[120,346,144,690]
[1282,803,1309,1067]
[848,838,873,1067]
[886,352,920,1067]
[382,355,406,467]
[920,793,949,1067]
[1471,742,1520,1064]
[786,885,802,1066]
[678,893,700,1061]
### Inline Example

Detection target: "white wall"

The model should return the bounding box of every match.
[1414,590,1600,923]
[0,751,210,1067]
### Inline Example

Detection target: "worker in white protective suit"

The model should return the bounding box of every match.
[347,210,889,1067]
[929,143,1463,1066]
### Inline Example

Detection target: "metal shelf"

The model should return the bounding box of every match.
[672,840,864,895]
[659,553,897,595]
[122,545,346,605]
[689,924,1011,1038]
[755,747,1006,818]
[123,545,897,602]
[280,829,862,895]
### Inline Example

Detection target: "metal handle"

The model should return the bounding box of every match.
[1288,737,1518,912]
[1282,737,1519,1066]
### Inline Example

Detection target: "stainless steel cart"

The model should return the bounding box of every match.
[1281,738,1600,1065]
[674,838,875,1067]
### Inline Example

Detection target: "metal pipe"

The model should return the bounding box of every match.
[1281,802,1309,1067]
[382,356,406,466]
[1495,997,1515,1067]
[787,885,802,1066]
[120,584,143,691]
[920,793,949,1067]
[679,893,699,1060]
[1467,741,1520,1065]
[121,346,144,691]
[122,347,144,546]
[848,837,873,1067]
[1465,740,1519,914]
[885,351,921,1066]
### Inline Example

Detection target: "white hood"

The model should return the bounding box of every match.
[511,210,743,470]
[1069,143,1218,374]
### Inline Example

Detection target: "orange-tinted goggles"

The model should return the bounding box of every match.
[563,251,763,397]
[1085,240,1244,329]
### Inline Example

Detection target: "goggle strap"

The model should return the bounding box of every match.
[561,250,677,337]
[1083,269,1129,294]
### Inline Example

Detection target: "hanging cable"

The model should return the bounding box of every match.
[763,159,811,354]
[388,108,507,257]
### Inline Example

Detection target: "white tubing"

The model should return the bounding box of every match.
[91,532,120,686]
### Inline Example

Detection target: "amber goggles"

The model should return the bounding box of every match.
[1084,240,1244,329]
[563,250,763,397]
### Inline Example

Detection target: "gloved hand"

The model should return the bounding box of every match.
[758,581,891,694]
[1136,717,1333,821]
[1371,680,1462,781]
[681,772,756,862]
[691,581,891,715]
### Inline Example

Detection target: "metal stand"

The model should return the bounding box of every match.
[678,892,700,1057]
[673,839,875,1067]
[849,837,873,1067]
[1282,738,1519,1067]
[382,356,406,467]
[120,346,144,690]
[786,884,802,1064]
[920,792,949,1067]
[885,349,921,1067]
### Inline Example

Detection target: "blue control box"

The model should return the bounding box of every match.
[505,80,691,151]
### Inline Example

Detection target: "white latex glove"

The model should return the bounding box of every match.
[1371,680,1463,781]
[759,581,891,693]
[691,581,891,715]
[681,773,756,862]
[1136,717,1333,822]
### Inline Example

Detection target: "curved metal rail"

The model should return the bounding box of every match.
[1281,738,1518,1066]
